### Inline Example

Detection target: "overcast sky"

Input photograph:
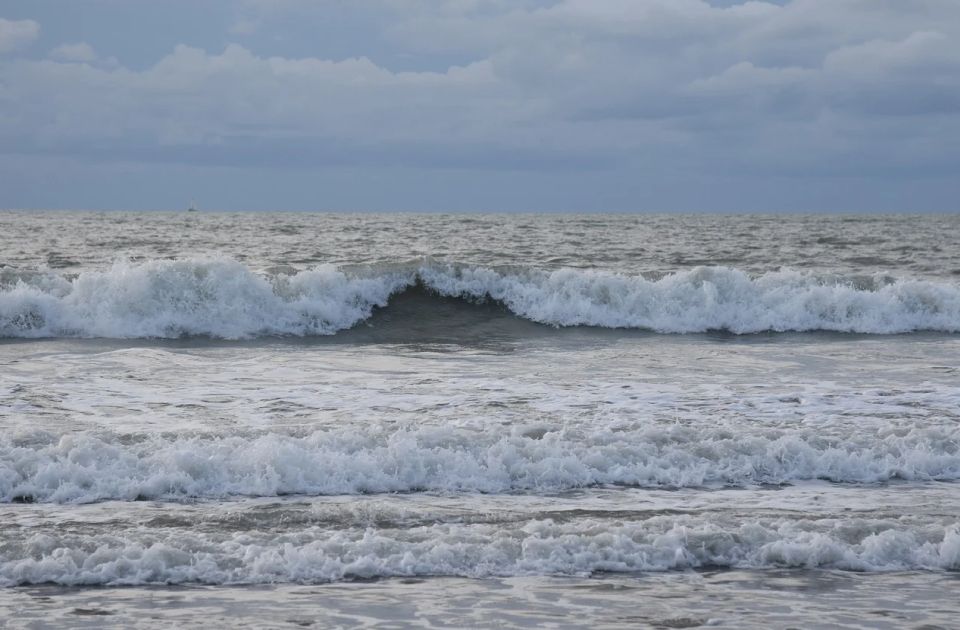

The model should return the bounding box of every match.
[1,0,958,212]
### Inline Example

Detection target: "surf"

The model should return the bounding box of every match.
[2,257,960,339]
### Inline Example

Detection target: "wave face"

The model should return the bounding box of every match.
[4,425,959,504]
[2,258,960,338]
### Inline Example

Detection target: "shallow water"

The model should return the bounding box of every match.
[1,212,958,627]
[4,571,959,629]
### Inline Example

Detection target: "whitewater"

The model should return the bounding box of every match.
[1,211,959,628]
[3,258,960,338]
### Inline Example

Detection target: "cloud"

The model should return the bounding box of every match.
[49,42,97,63]
[0,18,39,53]
[228,18,260,36]
[1,0,959,188]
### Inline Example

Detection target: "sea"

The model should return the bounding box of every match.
[0,211,958,628]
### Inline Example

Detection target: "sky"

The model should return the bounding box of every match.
[0,0,958,212]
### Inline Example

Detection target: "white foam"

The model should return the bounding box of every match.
[420,264,960,334]
[2,259,960,337]
[3,425,958,503]
[0,258,410,339]
[2,517,958,586]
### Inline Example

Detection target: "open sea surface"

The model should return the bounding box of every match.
[1,212,958,628]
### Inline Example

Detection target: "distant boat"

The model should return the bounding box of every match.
[187,199,198,212]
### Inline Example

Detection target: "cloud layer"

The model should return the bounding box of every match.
[0,17,38,52]
[0,1,958,211]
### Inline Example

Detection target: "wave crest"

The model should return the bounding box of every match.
[3,518,959,586]
[0,258,408,338]
[4,425,958,503]
[2,257,959,338]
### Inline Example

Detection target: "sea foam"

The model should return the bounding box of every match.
[2,517,958,586]
[2,258,960,338]
[0,258,407,339]
[3,425,958,503]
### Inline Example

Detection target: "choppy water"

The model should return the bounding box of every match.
[1,212,959,628]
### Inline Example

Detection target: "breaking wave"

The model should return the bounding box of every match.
[2,517,958,586]
[2,257,960,338]
[3,425,959,504]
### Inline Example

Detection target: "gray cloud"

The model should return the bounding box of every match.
[49,42,98,63]
[0,1,958,211]
[0,17,38,52]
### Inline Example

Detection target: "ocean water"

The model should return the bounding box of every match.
[1,211,958,628]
